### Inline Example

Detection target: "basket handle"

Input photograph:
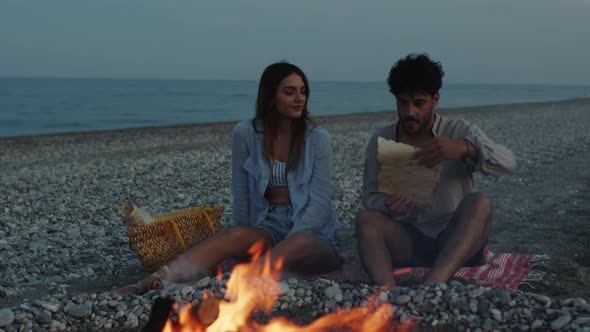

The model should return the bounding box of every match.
[165,220,187,252]
[200,210,217,235]
[164,209,218,253]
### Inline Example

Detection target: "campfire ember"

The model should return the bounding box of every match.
[142,241,417,332]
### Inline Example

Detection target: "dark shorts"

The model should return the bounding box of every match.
[399,223,485,268]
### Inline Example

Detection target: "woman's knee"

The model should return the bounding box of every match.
[273,232,339,271]
[218,226,273,247]
[277,232,317,253]
[273,232,335,260]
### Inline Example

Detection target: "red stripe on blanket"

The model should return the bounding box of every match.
[220,248,539,292]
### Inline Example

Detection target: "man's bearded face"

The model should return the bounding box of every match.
[396,92,439,137]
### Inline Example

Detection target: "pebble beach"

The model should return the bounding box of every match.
[1,98,589,331]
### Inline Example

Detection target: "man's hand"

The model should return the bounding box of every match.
[414,137,468,168]
[385,193,415,215]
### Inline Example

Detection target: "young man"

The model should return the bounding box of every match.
[356,53,516,287]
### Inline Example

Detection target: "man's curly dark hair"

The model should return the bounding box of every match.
[387,53,445,96]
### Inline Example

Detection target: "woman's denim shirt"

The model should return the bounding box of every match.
[231,119,340,240]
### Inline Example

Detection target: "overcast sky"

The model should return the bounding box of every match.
[1,0,589,85]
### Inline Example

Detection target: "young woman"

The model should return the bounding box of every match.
[118,62,341,295]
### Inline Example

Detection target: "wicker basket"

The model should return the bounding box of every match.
[127,205,223,272]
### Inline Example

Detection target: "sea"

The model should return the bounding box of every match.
[0,78,588,138]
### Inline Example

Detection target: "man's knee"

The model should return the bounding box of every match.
[461,193,492,228]
[355,209,389,237]
[464,192,492,215]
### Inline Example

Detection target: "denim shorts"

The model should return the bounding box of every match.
[257,204,295,244]
[257,205,340,256]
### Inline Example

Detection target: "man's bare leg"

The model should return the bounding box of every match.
[356,210,414,287]
[423,192,491,284]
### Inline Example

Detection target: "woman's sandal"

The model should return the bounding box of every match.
[115,266,170,296]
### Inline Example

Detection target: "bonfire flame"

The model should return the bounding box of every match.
[161,241,414,332]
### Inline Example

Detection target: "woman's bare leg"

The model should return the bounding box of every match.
[163,226,274,282]
[117,226,274,294]
[268,232,341,276]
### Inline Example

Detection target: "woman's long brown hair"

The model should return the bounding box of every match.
[253,62,312,172]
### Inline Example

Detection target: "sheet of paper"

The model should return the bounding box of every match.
[377,137,441,208]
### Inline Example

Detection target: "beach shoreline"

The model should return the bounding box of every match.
[1,97,589,330]
[1,97,587,142]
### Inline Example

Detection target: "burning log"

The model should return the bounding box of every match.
[195,298,221,326]
[142,297,222,332]
[142,297,174,332]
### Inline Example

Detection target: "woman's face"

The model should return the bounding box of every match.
[274,73,307,120]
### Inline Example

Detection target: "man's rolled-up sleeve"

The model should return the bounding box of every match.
[463,122,517,176]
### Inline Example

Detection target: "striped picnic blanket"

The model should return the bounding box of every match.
[311,248,547,292]
[221,248,547,293]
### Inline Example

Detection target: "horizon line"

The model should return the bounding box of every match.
[0,75,589,88]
